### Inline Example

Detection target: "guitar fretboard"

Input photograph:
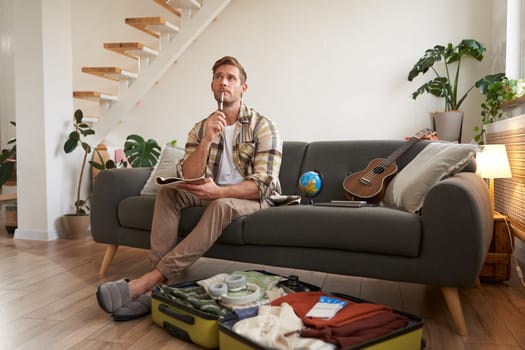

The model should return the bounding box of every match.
[382,137,419,166]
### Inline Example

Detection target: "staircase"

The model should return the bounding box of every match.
[73,0,231,141]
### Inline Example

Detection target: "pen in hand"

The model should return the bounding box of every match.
[219,91,224,111]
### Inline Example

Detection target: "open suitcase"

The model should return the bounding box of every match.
[218,292,424,350]
[151,271,320,349]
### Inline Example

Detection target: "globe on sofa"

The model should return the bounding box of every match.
[91,140,492,336]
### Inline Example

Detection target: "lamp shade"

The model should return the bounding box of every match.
[476,144,512,179]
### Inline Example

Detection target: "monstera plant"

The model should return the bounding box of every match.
[408,39,493,142]
[408,39,486,111]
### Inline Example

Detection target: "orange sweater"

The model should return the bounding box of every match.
[271,292,391,329]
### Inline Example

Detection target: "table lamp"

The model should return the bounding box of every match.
[476,144,513,210]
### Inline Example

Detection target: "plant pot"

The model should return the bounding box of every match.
[430,111,464,143]
[62,214,90,239]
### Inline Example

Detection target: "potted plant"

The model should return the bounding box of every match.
[473,75,518,144]
[63,109,108,238]
[408,39,486,142]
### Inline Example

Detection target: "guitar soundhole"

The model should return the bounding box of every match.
[373,166,385,174]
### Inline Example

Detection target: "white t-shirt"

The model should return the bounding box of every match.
[216,124,245,185]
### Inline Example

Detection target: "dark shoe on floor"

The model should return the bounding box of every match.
[96,278,131,313]
[112,294,152,321]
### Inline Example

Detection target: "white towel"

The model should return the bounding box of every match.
[233,303,336,350]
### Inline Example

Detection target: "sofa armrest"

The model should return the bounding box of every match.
[420,172,493,287]
[90,167,152,244]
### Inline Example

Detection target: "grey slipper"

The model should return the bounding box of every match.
[112,295,152,321]
[96,278,131,313]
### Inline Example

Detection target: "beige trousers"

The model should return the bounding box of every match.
[149,187,269,280]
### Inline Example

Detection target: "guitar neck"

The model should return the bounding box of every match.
[383,137,419,166]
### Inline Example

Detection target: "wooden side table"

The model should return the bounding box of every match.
[479,213,512,282]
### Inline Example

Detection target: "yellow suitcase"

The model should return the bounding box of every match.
[151,281,228,349]
[218,292,424,350]
[151,272,320,349]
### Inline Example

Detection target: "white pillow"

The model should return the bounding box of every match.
[140,145,185,195]
[382,142,478,213]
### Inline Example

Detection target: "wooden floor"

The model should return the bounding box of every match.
[2,226,525,350]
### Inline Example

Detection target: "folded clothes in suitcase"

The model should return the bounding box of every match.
[218,292,424,350]
[151,270,320,349]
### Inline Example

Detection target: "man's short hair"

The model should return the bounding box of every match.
[212,56,247,84]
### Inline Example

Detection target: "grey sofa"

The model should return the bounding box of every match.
[91,140,492,336]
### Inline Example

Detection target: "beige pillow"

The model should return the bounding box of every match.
[140,145,185,195]
[382,142,478,213]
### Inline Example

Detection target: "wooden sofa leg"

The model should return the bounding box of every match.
[441,287,468,336]
[99,244,119,277]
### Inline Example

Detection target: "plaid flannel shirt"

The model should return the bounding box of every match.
[177,104,283,200]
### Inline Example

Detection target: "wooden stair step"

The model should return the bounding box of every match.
[125,17,179,39]
[81,115,100,123]
[153,0,202,17]
[81,67,138,82]
[73,91,118,103]
[0,192,17,202]
[104,42,159,61]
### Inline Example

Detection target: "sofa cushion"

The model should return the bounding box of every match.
[279,141,308,194]
[383,142,478,213]
[118,196,245,245]
[242,205,421,257]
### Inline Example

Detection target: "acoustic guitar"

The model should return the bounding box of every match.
[342,129,436,203]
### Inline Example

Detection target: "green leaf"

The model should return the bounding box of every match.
[81,129,95,137]
[0,152,9,163]
[105,159,116,169]
[412,77,450,101]
[64,137,78,153]
[0,162,14,187]
[0,147,15,162]
[81,142,91,153]
[408,45,445,81]
[457,39,485,61]
[475,73,506,94]
[124,134,161,168]
[89,160,105,170]
[74,109,83,124]
[69,131,80,141]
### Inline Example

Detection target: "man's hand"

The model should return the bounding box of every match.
[204,111,227,141]
[176,177,224,200]
[181,110,226,179]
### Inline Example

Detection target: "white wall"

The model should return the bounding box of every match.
[71,0,500,148]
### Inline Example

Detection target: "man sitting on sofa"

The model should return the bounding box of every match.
[95,56,283,320]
